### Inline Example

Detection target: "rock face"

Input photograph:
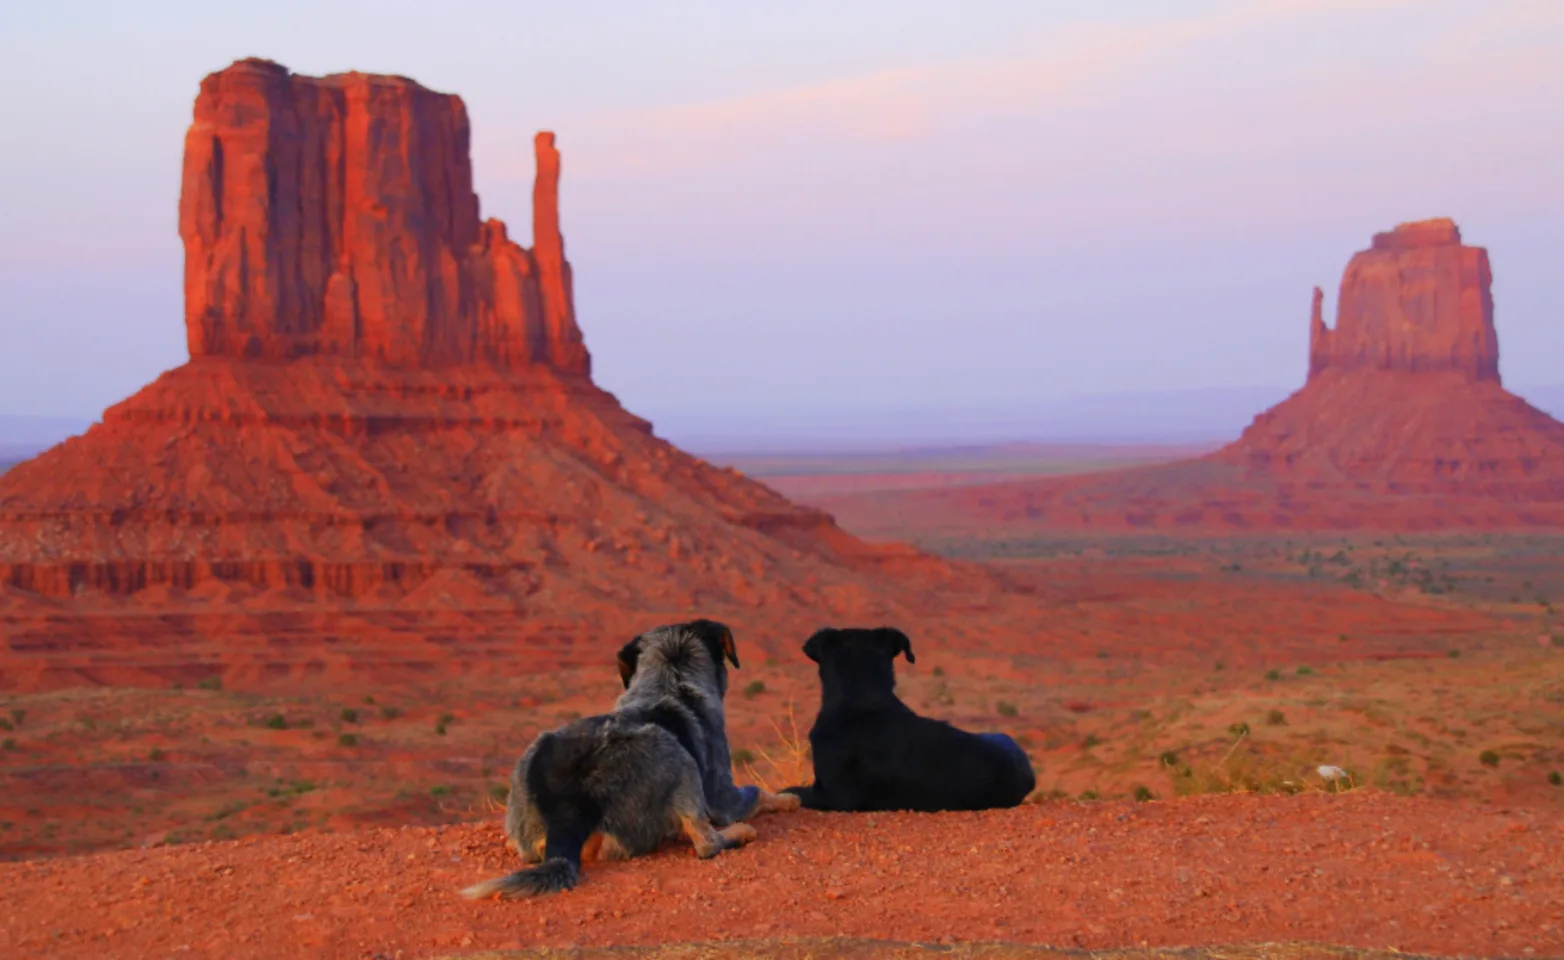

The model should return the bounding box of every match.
[1307,219,1498,383]
[0,59,1016,691]
[180,58,588,372]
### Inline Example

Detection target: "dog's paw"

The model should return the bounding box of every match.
[764,791,802,813]
[722,822,758,846]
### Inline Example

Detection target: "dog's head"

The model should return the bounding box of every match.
[802,626,914,695]
[616,619,741,697]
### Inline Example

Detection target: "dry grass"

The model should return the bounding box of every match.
[1163,730,1358,798]
[740,697,812,794]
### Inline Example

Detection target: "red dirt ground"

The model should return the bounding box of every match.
[3,792,1560,959]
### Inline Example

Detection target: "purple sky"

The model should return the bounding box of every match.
[1,0,1561,447]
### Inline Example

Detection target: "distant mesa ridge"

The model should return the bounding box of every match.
[819,217,1564,533]
[1211,215,1564,494]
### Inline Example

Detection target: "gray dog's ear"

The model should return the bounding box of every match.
[802,628,835,663]
[616,636,644,689]
[877,627,915,663]
[688,618,740,669]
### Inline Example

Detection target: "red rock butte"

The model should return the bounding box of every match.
[180,58,587,372]
[822,219,1564,533]
[0,59,1019,691]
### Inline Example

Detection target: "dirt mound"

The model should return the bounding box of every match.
[2,793,1559,958]
[0,60,1019,692]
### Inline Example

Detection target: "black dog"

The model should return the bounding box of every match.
[782,626,1035,812]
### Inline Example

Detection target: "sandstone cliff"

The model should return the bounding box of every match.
[1306,219,1498,383]
[180,58,589,372]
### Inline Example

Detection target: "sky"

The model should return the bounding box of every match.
[1,0,1561,448]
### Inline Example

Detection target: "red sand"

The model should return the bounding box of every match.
[3,792,1560,958]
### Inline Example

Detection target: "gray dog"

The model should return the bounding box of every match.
[461,619,798,898]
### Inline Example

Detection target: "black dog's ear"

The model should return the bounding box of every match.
[877,627,915,663]
[688,618,740,669]
[802,628,836,663]
[616,636,644,689]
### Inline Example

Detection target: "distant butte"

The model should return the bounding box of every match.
[0,59,1021,691]
[1211,218,1563,495]
[809,219,1564,534]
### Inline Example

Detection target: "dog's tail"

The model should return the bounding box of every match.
[460,857,579,900]
[460,732,603,900]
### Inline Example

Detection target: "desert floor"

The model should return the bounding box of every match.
[2,451,1562,958]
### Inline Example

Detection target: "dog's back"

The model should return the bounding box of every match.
[785,627,1036,813]
[819,706,1034,812]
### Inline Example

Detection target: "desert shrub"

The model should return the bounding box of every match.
[996,700,1018,718]
[1548,771,1562,786]
[1479,750,1500,768]
[1078,790,1100,801]
[1096,650,1110,659]
[1553,635,1564,648]
[932,666,945,677]
[430,785,450,797]
[731,748,756,766]
[149,748,166,762]
[1266,709,1286,726]
[434,722,447,736]
[1448,649,1461,658]
[743,680,766,697]
[8,709,22,726]
[340,708,358,723]
[1265,669,1281,681]
[0,718,11,732]
[1295,666,1315,677]
[1214,661,1225,672]
[263,714,287,731]
[1132,785,1155,802]
[1,739,14,751]
[197,676,222,691]
[1081,734,1100,750]
[1228,722,1251,737]
[362,695,376,705]
[438,712,455,725]
[379,705,402,720]
[337,733,357,747]
[1158,750,1180,767]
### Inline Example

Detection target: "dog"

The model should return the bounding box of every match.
[782,626,1035,813]
[461,619,799,898]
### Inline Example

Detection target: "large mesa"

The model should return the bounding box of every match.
[0,59,1012,691]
